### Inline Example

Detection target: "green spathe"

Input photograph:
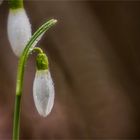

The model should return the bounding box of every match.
[36,53,49,70]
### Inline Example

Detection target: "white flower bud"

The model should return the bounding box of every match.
[7,9,31,57]
[33,70,55,117]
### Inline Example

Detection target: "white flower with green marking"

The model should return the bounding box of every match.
[7,8,31,56]
[33,53,55,117]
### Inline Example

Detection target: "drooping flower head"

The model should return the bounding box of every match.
[33,53,55,117]
[7,4,31,57]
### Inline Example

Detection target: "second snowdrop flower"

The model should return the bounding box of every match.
[33,53,55,117]
[7,8,31,57]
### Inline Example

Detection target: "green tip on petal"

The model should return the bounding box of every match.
[36,53,49,70]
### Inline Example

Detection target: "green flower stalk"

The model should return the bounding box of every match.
[7,1,57,139]
[9,0,23,10]
[12,19,57,140]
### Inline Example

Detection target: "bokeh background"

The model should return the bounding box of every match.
[0,0,140,139]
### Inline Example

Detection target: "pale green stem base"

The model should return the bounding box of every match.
[13,95,21,139]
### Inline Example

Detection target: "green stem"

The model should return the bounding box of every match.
[13,95,21,139]
[8,0,23,9]
[12,19,57,140]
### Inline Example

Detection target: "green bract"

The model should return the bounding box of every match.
[36,53,49,70]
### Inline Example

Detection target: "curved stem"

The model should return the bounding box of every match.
[12,19,57,140]
[33,47,43,54]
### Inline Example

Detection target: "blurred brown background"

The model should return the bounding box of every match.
[0,0,140,139]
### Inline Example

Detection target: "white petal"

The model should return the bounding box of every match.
[33,70,55,117]
[7,9,31,57]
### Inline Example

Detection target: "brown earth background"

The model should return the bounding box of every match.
[0,1,140,139]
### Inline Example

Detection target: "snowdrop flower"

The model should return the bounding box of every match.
[7,8,31,57]
[33,70,55,117]
[33,53,55,117]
